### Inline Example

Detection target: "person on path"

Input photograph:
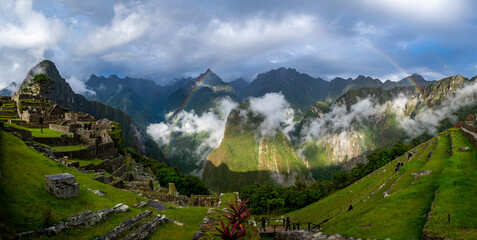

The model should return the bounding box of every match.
[260,217,267,232]
[285,217,291,231]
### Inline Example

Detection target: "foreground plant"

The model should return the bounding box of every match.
[223,199,251,229]
[213,221,247,240]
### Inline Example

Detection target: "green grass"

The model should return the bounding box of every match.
[220,192,239,208]
[0,131,147,238]
[5,122,67,138]
[286,131,466,239]
[64,158,104,167]
[51,145,88,152]
[149,207,209,240]
[423,129,477,239]
[0,130,211,239]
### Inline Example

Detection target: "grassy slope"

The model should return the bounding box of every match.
[424,129,477,239]
[0,131,207,239]
[287,129,477,239]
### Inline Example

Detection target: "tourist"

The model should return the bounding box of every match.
[260,217,267,232]
[285,217,291,231]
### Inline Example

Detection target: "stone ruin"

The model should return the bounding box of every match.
[45,173,79,198]
[189,195,220,208]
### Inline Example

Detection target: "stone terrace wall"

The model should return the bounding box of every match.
[461,127,477,149]
[464,121,477,133]
[33,136,77,147]
[53,147,95,159]
[49,124,73,135]
[3,126,32,140]
[189,195,219,208]
[136,192,189,206]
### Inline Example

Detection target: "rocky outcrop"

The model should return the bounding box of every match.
[16,203,129,239]
[95,210,152,240]
[123,214,167,240]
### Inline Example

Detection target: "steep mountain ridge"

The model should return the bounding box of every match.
[163,69,238,116]
[202,100,313,192]
[17,60,166,163]
[294,74,473,178]
[241,67,330,111]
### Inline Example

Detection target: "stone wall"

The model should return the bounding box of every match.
[49,124,72,135]
[94,156,124,172]
[3,126,33,140]
[461,127,477,149]
[189,195,220,208]
[33,136,77,147]
[53,147,95,159]
[464,121,477,133]
[136,192,189,206]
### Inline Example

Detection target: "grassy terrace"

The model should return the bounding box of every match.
[4,122,67,138]
[51,145,88,152]
[64,158,104,167]
[423,129,477,239]
[0,131,208,239]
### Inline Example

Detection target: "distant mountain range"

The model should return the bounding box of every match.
[2,63,449,191]
[68,67,434,179]
[81,67,432,128]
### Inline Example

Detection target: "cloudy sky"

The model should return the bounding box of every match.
[1,0,476,91]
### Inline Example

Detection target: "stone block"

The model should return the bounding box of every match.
[92,175,110,184]
[45,173,79,198]
[146,200,168,211]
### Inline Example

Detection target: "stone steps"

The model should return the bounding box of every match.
[94,210,153,240]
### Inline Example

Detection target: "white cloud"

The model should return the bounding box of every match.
[147,97,237,162]
[76,3,149,55]
[248,92,294,136]
[0,0,64,54]
[361,0,468,24]
[65,76,96,96]
[0,0,65,87]
[419,71,446,80]
[399,78,477,137]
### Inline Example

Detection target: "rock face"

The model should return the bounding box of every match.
[45,173,79,198]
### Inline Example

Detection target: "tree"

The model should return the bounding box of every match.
[23,74,54,133]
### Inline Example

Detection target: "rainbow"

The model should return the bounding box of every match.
[163,70,212,154]
[363,43,432,110]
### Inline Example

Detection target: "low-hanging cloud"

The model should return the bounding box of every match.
[248,92,294,136]
[147,97,237,162]
[66,76,96,96]
[303,98,383,141]
[399,79,477,138]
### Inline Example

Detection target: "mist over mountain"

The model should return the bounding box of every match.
[0,82,17,97]
[84,66,436,179]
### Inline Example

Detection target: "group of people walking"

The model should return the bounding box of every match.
[259,217,298,232]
